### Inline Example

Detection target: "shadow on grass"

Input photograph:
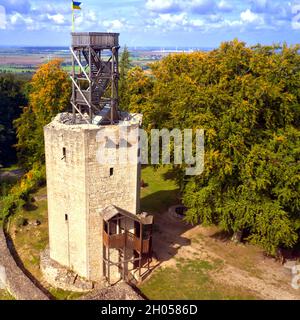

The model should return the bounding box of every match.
[23,203,38,212]
[141,189,180,214]
[141,190,193,265]
[210,230,232,242]
[162,168,179,181]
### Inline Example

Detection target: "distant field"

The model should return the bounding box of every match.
[0,65,36,73]
[0,50,70,74]
[0,60,155,74]
[0,47,185,74]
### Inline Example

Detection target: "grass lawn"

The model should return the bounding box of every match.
[0,290,15,300]
[140,166,180,213]
[7,186,85,300]
[138,167,260,300]
[139,258,258,300]
[8,189,49,282]
[0,164,23,220]
[48,288,84,300]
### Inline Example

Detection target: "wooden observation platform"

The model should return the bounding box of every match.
[70,32,120,124]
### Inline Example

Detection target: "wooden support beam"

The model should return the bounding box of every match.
[139,221,142,278]
[70,47,91,83]
[108,221,110,285]
[88,47,92,120]
[103,257,142,266]
[71,102,90,124]
[70,77,93,122]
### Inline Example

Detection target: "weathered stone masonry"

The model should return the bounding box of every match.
[44,114,141,282]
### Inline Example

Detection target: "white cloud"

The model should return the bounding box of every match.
[10,12,25,24]
[9,11,36,29]
[47,13,64,25]
[32,3,70,15]
[190,0,216,14]
[145,0,181,13]
[102,19,125,31]
[0,5,6,29]
[74,10,99,31]
[144,2,274,33]
[189,18,205,27]
[153,12,188,30]
[240,8,264,24]
[207,14,223,22]
[292,3,300,29]
[87,10,97,23]
[0,0,295,40]
[217,0,232,12]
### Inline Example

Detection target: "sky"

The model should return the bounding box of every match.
[0,0,299,47]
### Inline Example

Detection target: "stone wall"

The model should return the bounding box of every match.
[40,248,94,292]
[0,229,49,300]
[44,124,88,278]
[80,282,144,300]
[86,124,140,281]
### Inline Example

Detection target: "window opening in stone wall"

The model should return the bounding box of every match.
[62,147,66,161]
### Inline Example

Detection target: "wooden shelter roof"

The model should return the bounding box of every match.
[102,205,153,224]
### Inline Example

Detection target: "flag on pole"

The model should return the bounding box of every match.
[72,1,82,10]
[72,1,82,32]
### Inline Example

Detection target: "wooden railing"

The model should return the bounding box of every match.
[142,239,150,254]
[72,33,119,47]
[103,230,109,247]
[103,230,151,254]
[103,231,125,249]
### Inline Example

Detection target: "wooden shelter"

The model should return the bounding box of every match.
[102,205,153,284]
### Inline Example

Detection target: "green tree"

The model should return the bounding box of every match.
[126,40,300,255]
[119,46,131,110]
[125,66,154,129]
[14,59,71,168]
[0,74,27,166]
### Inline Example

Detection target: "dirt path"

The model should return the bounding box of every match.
[151,210,300,300]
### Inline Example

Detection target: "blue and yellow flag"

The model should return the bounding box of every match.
[72,1,82,10]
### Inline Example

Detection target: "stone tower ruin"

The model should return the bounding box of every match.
[43,33,153,286]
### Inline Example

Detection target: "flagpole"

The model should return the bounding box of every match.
[72,1,75,33]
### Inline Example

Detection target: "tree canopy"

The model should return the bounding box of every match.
[0,74,27,166]
[119,45,132,110]
[14,59,71,169]
[6,41,300,254]
[125,40,300,254]
[1,60,70,224]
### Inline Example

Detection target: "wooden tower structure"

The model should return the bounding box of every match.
[70,32,120,124]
